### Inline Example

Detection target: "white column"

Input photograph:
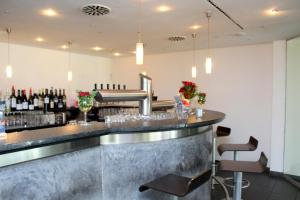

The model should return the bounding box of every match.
[270,40,286,172]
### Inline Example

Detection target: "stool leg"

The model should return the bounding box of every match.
[233,172,243,200]
[212,136,216,175]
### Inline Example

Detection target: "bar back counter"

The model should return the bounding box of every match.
[0,110,224,200]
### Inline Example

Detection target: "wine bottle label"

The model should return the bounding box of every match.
[5,99,10,108]
[11,98,16,108]
[34,99,39,107]
[16,104,22,110]
[50,102,54,109]
[58,103,63,108]
[44,97,49,104]
[54,98,58,103]
[22,102,28,110]
[29,105,34,110]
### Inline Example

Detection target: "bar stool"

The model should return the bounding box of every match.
[212,126,231,187]
[139,170,211,197]
[218,136,258,188]
[219,152,268,200]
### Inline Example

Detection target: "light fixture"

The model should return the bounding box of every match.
[156,5,172,12]
[190,25,201,30]
[265,8,281,16]
[141,71,147,75]
[114,52,121,56]
[205,11,212,74]
[5,28,12,78]
[41,8,58,17]
[35,37,44,42]
[61,44,68,49]
[191,33,197,78]
[93,46,103,51]
[136,0,144,65]
[67,41,72,81]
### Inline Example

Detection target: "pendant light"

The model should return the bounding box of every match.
[136,0,144,65]
[5,28,12,78]
[67,41,72,81]
[191,33,197,78]
[205,11,212,74]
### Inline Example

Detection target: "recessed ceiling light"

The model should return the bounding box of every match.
[93,46,103,51]
[35,37,44,42]
[61,44,68,49]
[265,8,281,16]
[156,5,172,12]
[114,52,121,56]
[41,8,58,17]
[190,25,202,30]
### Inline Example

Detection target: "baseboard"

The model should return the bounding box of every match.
[269,170,284,177]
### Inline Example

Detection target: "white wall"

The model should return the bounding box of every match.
[112,44,273,162]
[0,43,112,106]
[285,37,300,176]
[271,41,286,173]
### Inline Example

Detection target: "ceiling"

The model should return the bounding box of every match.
[0,0,300,58]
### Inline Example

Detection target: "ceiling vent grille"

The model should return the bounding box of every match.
[81,4,111,16]
[168,36,186,42]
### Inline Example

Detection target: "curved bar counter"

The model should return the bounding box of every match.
[0,110,224,200]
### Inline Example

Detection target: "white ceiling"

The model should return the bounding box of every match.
[0,0,300,58]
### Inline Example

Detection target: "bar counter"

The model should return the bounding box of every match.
[0,110,225,200]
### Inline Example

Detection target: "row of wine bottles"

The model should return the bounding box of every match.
[4,86,67,112]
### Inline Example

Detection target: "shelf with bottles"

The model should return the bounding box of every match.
[4,86,67,113]
[4,110,66,132]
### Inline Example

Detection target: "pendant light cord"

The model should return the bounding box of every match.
[68,41,72,69]
[6,28,11,65]
[207,13,211,56]
[138,0,142,43]
[192,33,196,66]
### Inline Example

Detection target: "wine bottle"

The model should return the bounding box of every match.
[33,90,39,110]
[22,90,29,111]
[113,84,116,90]
[49,87,54,111]
[107,84,110,90]
[94,84,98,91]
[10,86,17,111]
[62,89,67,110]
[58,89,63,111]
[5,90,11,112]
[16,90,22,111]
[28,88,34,111]
[117,84,121,90]
[38,89,44,110]
[100,84,103,90]
[54,89,58,110]
[44,88,49,112]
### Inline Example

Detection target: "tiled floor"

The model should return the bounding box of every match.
[212,172,300,200]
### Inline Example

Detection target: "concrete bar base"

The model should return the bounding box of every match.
[0,127,212,200]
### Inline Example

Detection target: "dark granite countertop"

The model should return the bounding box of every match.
[0,110,225,154]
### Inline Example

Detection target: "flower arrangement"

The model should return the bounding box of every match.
[179,81,197,100]
[78,91,95,112]
[197,93,206,106]
[178,81,207,108]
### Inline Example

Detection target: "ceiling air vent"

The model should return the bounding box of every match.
[81,4,111,16]
[168,36,186,42]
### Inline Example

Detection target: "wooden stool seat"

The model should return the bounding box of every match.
[218,136,258,156]
[219,152,268,200]
[139,170,211,197]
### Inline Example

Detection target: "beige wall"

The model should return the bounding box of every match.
[112,44,273,162]
[0,43,112,105]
